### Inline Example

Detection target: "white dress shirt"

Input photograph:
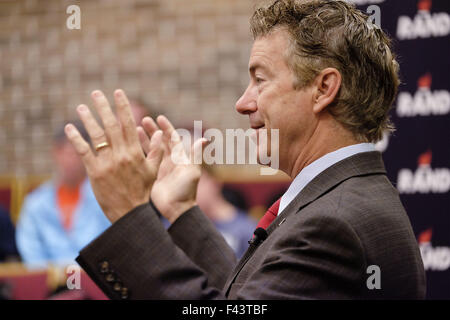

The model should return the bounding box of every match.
[278,143,376,215]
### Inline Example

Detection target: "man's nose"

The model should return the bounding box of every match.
[235,85,257,115]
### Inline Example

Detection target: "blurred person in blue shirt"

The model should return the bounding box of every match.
[196,166,257,258]
[15,122,111,268]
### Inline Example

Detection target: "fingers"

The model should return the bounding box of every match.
[113,89,139,146]
[155,115,208,165]
[146,130,164,167]
[91,90,124,150]
[140,117,170,154]
[64,123,96,169]
[137,126,151,155]
[157,115,191,165]
[156,115,181,148]
[76,104,109,153]
[142,116,159,138]
[191,137,208,164]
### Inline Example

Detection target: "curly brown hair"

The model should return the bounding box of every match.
[250,0,400,142]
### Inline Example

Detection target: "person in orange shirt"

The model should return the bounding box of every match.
[15,121,111,267]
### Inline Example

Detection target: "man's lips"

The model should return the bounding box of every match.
[251,124,265,130]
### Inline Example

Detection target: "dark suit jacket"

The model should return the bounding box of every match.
[76,151,426,299]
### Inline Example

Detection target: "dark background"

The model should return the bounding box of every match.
[354,0,450,299]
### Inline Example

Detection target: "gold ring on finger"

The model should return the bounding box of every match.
[95,141,109,151]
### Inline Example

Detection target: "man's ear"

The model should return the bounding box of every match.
[312,68,341,114]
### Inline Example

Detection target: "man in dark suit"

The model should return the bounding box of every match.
[65,0,425,299]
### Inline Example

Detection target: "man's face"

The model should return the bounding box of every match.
[235,29,316,173]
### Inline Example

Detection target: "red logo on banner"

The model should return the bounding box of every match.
[397,150,450,194]
[417,73,432,89]
[419,228,433,243]
[418,0,432,12]
[419,228,450,271]
[418,150,432,166]
[397,0,449,40]
[397,73,450,117]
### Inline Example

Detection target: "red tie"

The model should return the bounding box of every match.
[257,198,281,230]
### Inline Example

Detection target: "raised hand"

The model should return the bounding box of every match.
[65,89,164,223]
[137,115,206,223]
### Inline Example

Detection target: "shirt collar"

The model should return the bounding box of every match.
[278,143,376,215]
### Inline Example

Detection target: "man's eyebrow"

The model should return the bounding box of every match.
[249,62,270,74]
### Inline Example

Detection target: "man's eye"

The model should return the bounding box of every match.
[256,77,264,84]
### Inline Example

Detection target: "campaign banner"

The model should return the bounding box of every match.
[352,0,450,299]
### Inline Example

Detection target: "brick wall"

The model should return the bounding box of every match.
[0,0,258,176]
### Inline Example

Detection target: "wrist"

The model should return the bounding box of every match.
[105,199,150,224]
[166,200,197,224]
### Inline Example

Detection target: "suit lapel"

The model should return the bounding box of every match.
[223,151,387,296]
[267,151,386,235]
